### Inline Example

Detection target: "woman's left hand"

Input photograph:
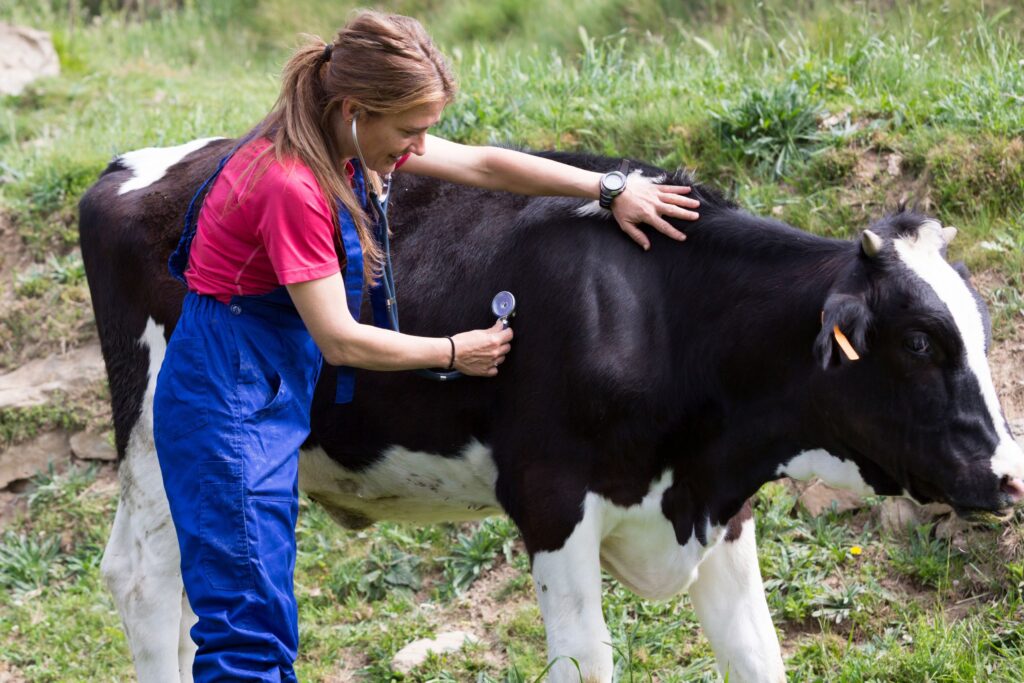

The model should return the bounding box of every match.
[611,182,700,250]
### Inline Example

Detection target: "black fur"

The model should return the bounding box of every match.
[81,140,1013,556]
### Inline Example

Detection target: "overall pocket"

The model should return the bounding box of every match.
[156,336,210,440]
[198,461,255,592]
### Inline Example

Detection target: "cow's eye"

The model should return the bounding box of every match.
[904,332,931,356]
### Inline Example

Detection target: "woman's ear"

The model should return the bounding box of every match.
[339,99,359,122]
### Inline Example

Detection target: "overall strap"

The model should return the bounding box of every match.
[333,159,381,404]
[168,136,253,284]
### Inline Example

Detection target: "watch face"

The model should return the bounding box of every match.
[603,172,626,192]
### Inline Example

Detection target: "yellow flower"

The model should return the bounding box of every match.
[849,545,863,556]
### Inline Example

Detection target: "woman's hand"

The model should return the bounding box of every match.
[451,321,513,377]
[610,181,700,251]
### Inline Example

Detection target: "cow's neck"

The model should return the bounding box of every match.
[660,216,868,535]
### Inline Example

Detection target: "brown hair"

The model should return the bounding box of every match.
[249,10,457,282]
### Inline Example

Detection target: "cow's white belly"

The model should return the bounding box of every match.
[594,472,722,600]
[298,440,502,526]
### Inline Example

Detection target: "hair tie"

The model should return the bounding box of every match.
[321,43,333,64]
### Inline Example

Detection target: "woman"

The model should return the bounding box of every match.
[153,10,700,681]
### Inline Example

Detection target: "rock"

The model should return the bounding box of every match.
[0,24,60,96]
[878,498,922,533]
[0,344,105,410]
[797,480,864,517]
[886,153,902,177]
[70,431,116,462]
[0,430,70,489]
[391,631,478,674]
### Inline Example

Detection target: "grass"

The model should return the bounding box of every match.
[3,468,1024,681]
[0,0,1023,680]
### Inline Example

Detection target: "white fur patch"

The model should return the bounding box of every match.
[116,137,223,195]
[532,497,611,683]
[596,470,716,599]
[777,449,875,495]
[893,223,1024,481]
[297,439,501,524]
[101,317,190,681]
[533,472,726,681]
[573,170,666,218]
[688,518,786,683]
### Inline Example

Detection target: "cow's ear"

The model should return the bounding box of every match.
[814,293,872,370]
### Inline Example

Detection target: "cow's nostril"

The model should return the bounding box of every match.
[1000,475,1024,503]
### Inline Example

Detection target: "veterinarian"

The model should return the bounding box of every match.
[153,10,700,681]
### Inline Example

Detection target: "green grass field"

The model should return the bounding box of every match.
[1,0,1023,680]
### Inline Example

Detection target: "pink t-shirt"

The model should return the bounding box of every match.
[184,140,410,304]
[185,139,339,303]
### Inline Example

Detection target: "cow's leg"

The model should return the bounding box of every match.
[529,497,612,683]
[100,319,192,682]
[178,592,198,681]
[688,504,785,683]
[101,434,190,683]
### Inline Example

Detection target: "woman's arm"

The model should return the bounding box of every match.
[287,273,512,376]
[400,135,701,250]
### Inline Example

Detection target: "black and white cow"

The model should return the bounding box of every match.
[79,137,1024,683]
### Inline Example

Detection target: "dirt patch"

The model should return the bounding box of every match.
[846,149,933,214]
[0,658,27,683]
[321,647,370,683]
[0,209,96,372]
[974,271,1024,423]
[0,211,33,300]
[423,555,532,671]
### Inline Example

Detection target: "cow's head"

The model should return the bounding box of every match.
[809,212,1024,517]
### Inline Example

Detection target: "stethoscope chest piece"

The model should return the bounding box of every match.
[491,291,516,328]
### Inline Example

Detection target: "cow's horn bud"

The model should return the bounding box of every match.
[941,226,958,244]
[861,229,884,258]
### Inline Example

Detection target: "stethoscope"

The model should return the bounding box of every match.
[351,116,515,381]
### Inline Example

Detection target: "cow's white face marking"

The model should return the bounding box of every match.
[777,448,875,495]
[894,221,1024,482]
[573,170,666,218]
[116,137,223,195]
[298,439,501,525]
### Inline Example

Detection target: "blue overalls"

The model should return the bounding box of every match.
[153,146,379,681]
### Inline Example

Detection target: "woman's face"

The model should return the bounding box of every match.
[344,100,445,173]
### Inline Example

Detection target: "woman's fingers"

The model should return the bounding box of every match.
[648,215,687,241]
[659,191,701,211]
[451,324,514,376]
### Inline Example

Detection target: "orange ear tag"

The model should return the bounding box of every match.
[833,326,861,361]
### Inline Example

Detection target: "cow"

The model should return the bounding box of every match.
[79,136,1024,683]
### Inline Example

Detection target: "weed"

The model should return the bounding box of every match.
[887,523,963,590]
[0,400,86,446]
[809,584,867,625]
[356,542,423,601]
[27,460,98,510]
[0,531,62,594]
[440,517,518,594]
[711,82,825,179]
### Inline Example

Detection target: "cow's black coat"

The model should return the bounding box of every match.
[81,141,1012,559]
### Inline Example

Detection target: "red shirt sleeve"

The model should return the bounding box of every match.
[254,168,340,286]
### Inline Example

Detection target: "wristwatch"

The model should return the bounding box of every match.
[599,159,630,209]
